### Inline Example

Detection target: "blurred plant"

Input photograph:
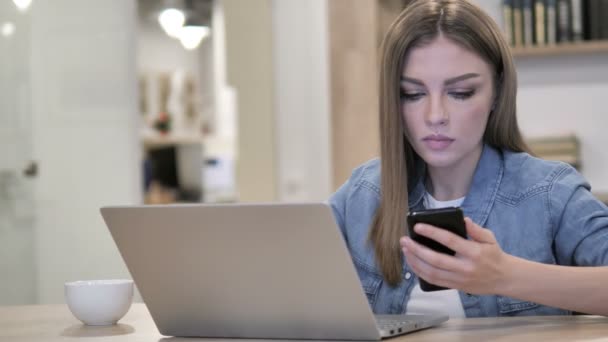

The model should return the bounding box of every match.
[153,112,171,134]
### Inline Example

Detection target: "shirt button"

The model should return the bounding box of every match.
[405,272,412,280]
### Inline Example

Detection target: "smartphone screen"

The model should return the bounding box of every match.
[406,207,467,291]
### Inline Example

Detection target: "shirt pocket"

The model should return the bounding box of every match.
[361,274,382,307]
[497,296,540,316]
[352,258,383,307]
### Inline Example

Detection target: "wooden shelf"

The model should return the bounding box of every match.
[511,40,608,58]
[141,133,203,148]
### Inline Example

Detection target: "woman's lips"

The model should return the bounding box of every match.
[423,135,454,151]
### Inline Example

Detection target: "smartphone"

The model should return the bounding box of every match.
[406,207,467,292]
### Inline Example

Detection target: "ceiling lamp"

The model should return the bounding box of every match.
[178,19,210,50]
[1,23,16,37]
[12,0,32,12]
[158,8,185,38]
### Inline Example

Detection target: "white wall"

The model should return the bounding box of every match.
[208,0,237,158]
[137,19,200,75]
[516,56,608,192]
[223,0,277,202]
[0,1,36,304]
[475,0,608,193]
[0,2,32,172]
[272,0,332,202]
[30,0,141,303]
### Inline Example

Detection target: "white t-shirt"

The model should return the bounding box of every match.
[405,191,467,318]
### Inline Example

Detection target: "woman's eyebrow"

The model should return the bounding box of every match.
[400,77,424,86]
[400,73,481,86]
[444,73,481,85]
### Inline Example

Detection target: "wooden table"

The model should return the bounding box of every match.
[2,303,608,341]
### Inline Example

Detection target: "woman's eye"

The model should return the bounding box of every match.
[450,90,475,100]
[401,92,424,101]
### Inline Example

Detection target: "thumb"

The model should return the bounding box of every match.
[464,217,495,244]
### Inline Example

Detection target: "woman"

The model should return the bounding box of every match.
[329,0,608,317]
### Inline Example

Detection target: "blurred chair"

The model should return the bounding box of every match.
[526,134,581,170]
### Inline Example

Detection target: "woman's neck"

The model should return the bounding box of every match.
[425,145,483,201]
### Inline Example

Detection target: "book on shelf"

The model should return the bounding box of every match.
[557,0,571,42]
[586,0,600,40]
[503,0,515,45]
[602,0,608,39]
[523,0,535,46]
[547,0,558,44]
[513,0,525,46]
[571,0,584,41]
[505,0,608,49]
[528,140,579,154]
[535,0,547,45]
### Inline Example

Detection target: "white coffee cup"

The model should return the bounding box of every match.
[65,279,134,326]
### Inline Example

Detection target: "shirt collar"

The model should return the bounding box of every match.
[408,144,504,227]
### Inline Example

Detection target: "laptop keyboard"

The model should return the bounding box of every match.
[376,318,414,329]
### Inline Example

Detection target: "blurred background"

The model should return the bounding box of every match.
[1,0,607,305]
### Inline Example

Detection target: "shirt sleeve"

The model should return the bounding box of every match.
[551,165,608,266]
[328,164,369,243]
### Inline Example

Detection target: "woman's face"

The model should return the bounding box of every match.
[401,35,495,171]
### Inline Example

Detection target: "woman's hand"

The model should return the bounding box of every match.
[400,217,511,295]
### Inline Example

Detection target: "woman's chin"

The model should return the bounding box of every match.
[419,152,459,169]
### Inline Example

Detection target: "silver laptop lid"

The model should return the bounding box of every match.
[101,203,382,340]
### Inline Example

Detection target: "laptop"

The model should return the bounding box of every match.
[101,203,448,340]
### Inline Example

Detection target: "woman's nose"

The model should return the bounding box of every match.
[425,96,448,126]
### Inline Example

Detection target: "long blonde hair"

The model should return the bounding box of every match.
[370,0,529,286]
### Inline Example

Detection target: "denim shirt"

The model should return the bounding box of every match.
[329,144,608,317]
